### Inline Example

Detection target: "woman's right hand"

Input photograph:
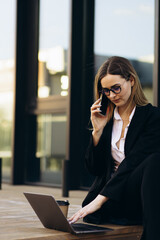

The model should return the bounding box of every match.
[90,98,108,145]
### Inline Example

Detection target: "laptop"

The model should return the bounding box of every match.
[24,192,113,235]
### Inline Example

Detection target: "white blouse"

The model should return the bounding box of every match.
[111,107,136,169]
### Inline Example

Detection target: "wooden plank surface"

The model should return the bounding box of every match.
[0,184,143,240]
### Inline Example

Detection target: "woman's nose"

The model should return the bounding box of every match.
[108,91,116,99]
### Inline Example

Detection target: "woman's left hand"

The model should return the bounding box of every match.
[68,195,108,224]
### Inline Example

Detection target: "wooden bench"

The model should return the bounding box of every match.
[0,194,143,240]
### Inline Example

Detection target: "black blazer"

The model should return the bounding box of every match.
[85,104,160,202]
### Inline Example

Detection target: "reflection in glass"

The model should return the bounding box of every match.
[94,0,154,104]
[38,0,70,97]
[36,114,67,185]
[0,0,16,181]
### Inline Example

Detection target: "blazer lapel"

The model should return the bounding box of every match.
[124,104,150,156]
[104,117,114,178]
[105,117,113,155]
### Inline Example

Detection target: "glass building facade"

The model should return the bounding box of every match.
[36,0,70,185]
[0,0,159,195]
[94,0,154,103]
[0,0,16,181]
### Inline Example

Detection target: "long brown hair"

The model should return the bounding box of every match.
[94,56,148,122]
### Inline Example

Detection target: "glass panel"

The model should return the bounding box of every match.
[38,0,70,98]
[36,114,67,185]
[0,1,16,181]
[94,0,154,104]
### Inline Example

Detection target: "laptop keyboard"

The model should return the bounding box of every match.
[72,223,112,231]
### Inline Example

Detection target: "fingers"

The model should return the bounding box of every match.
[90,99,102,114]
[68,212,83,224]
[91,99,101,109]
[94,98,101,104]
[68,199,103,224]
[68,208,88,224]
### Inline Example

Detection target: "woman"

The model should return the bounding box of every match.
[69,56,160,240]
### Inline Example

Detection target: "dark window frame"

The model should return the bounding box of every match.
[153,0,160,107]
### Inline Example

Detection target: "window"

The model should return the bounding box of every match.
[34,0,70,185]
[36,114,67,185]
[38,0,70,98]
[94,0,155,103]
[0,0,16,181]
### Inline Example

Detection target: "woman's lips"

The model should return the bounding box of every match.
[112,99,120,104]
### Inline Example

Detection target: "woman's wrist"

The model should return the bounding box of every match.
[94,194,108,208]
[92,129,103,146]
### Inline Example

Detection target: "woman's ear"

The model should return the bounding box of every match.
[130,76,135,87]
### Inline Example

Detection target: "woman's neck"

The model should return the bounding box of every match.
[118,103,135,120]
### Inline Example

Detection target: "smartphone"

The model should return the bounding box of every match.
[100,93,109,116]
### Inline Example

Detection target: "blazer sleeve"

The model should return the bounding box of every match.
[100,106,160,201]
[85,117,113,176]
[85,127,109,176]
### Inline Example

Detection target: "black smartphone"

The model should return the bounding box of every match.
[100,93,109,116]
